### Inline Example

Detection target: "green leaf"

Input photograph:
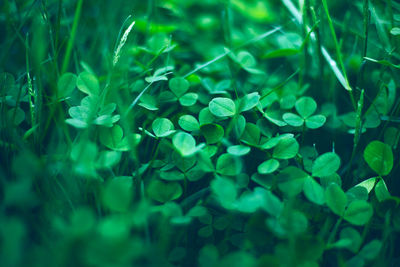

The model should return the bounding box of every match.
[338,227,362,253]
[57,72,77,98]
[172,152,196,172]
[209,97,236,117]
[325,183,347,216]
[312,152,341,177]
[279,209,308,235]
[99,125,138,151]
[283,113,304,127]
[236,188,266,213]
[211,176,237,209]
[390,27,400,35]
[295,97,317,118]
[258,159,280,174]
[264,110,287,127]
[76,71,99,95]
[178,115,200,131]
[238,92,260,113]
[227,145,251,156]
[240,122,260,146]
[199,107,215,125]
[96,151,121,169]
[70,141,98,177]
[346,186,368,202]
[169,77,189,97]
[216,153,242,176]
[179,92,198,106]
[139,94,158,111]
[303,177,325,205]
[160,170,185,181]
[147,180,182,203]
[102,176,133,212]
[251,173,274,189]
[277,166,309,197]
[145,75,168,83]
[152,118,175,137]
[262,190,283,217]
[273,137,299,159]
[354,177,377,193]
[320,173,342,188]
[363,141,393,176]
[305,115,326,129]
[232,115,246,138]
[358,240,382,260]
[375,179,390,202]
[172,132,197,157]
[261,134,293,149]
[343,200,373,226]
[236,51,256,68]
[200,123,224,144]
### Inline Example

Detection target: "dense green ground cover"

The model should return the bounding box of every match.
[1,0,400,266]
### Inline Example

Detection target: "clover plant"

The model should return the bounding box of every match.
[1,0,400,266]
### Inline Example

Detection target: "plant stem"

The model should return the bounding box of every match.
[327,216,343,244]
[61,0,83,74]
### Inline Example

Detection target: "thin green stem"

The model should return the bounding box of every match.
[321,0,356,109]
[61,0,83,74]
[327,216,343,245]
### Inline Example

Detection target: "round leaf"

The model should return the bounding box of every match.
[305,115,326,129]
[102,176,133,212]
[312,152,341,177]
[277,166,309,197]
[273,137,299,159]
[375,179,390,202]
[343,200,373,226]
[363,141,393,176]
[76,71,99,95]
[227,145,251,156]
[216,153,242,176]
[211,177,237,209]
[240,122,260,146]
[57,72,77,98]
[325,183,347,216]
[147,180,182,203]
[303,177,325,205]
[339,227,362,253]
[178,115,200,131]
[279,210,308,235]
[152,118,174,137]
[295,96,317,118]
[169,77,189,97]
[258,159,280,174]
[283,113,304,127]
[99,125,136,151]
[179,92,198,106]
[209,97,236,117]
[238,92,260,113]
[200,123,224,144]
[172,132,196,157]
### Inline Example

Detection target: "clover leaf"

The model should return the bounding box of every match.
[283,96,326,129]
[152,118,175,137]
[76,71,100,95]
[209,97,236,117]
[363,140,393,176]
[178,115,200,131]
[172,131,204,157]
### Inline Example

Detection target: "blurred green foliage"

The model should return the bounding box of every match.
[1,0,400,266]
